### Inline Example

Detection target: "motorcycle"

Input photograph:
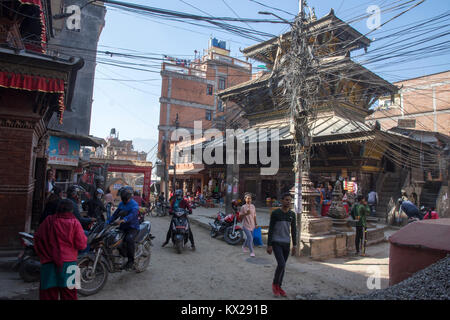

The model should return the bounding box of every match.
[209,205,243,245]
[170,208,191,254]
[77,212,154,296]
[138,206,151,223]
[151,200,170,217]
[13,232,40,282]
[185,196,198,209]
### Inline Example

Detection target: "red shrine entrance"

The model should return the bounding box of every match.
[107,164,152,202]
[89,159,153,203]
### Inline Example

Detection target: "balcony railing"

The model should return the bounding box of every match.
[162,62,207,78]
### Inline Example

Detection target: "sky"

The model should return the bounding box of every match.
[88,0,450,162]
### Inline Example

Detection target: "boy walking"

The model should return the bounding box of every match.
[354,195,370,256]
[267,192,297,297]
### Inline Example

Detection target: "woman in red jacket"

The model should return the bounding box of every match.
[34,199,87,300]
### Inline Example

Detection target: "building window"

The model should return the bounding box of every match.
[218,77,226,90]
[207,84,213,95]
[206,110,212,121]
[218,100,223,112]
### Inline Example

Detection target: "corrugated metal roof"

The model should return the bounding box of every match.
[197,115,374,149]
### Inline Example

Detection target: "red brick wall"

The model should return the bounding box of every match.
[158,57,252,156]
[0,126,35,248]
[368,70,450,135]
[0,88,42,248]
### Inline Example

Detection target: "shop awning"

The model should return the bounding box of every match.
[169,168,204,175]
[0,47,84,123]
[48,130,106,147]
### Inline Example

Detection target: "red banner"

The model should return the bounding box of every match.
[17,0,47,53]
[0,71,66,123]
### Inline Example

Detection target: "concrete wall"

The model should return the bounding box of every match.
[47,1,106,135]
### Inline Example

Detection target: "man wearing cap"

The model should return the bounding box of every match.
[86,188,107,222]
[67,186,96,229]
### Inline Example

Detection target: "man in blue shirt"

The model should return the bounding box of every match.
[399,199,422,220]
[108,188,140,270]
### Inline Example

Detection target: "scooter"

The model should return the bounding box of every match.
[13,232,40,282]
[170,208,191,254]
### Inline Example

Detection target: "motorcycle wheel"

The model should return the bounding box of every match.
[210,228,218,238]
[150,207,158,217]
[224,227,243,245]
[18,260,40,283]
[135,240,152,273]
[175,240,182,254]
[78,255,109,296]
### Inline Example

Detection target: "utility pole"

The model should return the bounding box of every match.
[172,113,179,193]
[285,0,319,255]
[163,131,168,200]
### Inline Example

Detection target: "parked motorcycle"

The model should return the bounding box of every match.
[13,232,40,282]
[170,208,191,254]
[151,200,170,217]
[185,196,198,209]
[209,204,243,245]
[77,213,154,296]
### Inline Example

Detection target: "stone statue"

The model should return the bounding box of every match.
[327,180,347,219]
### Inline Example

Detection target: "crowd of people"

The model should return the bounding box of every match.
[35,174,441,300]
[36,183,153,300]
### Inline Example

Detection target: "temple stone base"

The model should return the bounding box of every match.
[300,233,337,260]
[366,224,388,246]
[331,218,353,232]
[299,220,388,260]
[301,215,333,236]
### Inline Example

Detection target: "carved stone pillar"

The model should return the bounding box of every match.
[328,180,352,232]
[291,171,333,258]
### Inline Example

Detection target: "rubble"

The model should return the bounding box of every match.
[346,255,449,300]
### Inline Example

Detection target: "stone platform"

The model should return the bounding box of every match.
[300,218,388,261]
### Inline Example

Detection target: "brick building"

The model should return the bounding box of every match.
[367,70,450,136]
[157,39,252,195]
[103,132,148,161]
[0,0,82,248]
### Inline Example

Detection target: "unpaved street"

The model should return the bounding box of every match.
[82,215,391,300]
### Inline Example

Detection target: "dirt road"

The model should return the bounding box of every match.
[81,215,391,300]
